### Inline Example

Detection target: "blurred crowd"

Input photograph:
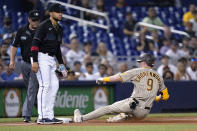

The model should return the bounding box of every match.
[0,0,196,81]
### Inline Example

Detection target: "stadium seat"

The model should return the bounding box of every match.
[0,4,188,58]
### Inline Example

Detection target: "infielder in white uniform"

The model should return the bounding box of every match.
[74,53,170,122]
[31,3,67,124]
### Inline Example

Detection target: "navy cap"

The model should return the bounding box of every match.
[28,10,40,20]
[49,3,63,13]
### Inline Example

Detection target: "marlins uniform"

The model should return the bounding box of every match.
[31,3,68,124]
[74,53,169,122]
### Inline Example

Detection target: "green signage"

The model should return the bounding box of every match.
[54,85,114,115]
[0,83,114,117]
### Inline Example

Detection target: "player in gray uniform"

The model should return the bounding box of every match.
[74,53,170,122]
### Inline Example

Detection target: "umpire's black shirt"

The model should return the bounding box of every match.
[31,18,63,64]
[13,24,35,63]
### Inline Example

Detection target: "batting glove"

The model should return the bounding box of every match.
[59,64,68,77]
[155,95,161,102]
[96,78,105,84]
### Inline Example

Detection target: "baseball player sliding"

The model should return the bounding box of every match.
[31,3,67,124]
[74,53,170,122]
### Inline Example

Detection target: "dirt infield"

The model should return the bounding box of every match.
[1,116,197,126]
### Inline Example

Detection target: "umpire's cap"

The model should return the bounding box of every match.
[49,3,63,13]
[136,53,155,67]
[28,10,40,21]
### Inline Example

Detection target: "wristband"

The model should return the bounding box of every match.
[59,64,66,71]
[103,77,110,82]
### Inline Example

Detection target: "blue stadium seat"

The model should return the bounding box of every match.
[0,4,188,58]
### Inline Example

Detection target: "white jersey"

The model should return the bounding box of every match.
[66,49,85,66]
[157,64,177,76]
[79,72,98,80]
[187,67,197,80]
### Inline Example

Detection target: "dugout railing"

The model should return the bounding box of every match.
[133,22,190,40]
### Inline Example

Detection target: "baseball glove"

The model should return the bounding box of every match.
[55,65,72,79]
[55,69,64,78]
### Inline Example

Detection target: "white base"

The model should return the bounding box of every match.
[56,117,73,123]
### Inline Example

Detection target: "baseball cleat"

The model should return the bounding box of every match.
[52,118,63,124]
[37,118,54,125]
[107,113,128,122]
[36,119,42,124]
[23,116,31,123]
[74,109,83,123]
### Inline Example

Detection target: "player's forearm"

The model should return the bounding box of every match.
[103,74,122,82]
[31,39,40,62]
[10,46,17,62]
[123,29,133,36]
[55,45,64,64]
[31,51,38,62]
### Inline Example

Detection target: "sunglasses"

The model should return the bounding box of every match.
[32,19,40,22]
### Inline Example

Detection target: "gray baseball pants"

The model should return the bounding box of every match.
[82,97,150,121]
[21,61,39,117]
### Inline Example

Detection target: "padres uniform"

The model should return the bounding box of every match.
[81,68,166,121]
[74,53,169,122]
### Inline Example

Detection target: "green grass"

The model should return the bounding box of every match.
[0,124,197,131]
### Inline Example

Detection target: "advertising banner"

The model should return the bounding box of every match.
[0,82,114,117]
[54,85,114,115]
[4,88,21,117]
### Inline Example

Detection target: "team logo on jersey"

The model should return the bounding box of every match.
[21,36,27,40]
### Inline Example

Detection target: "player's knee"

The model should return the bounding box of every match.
[133,109,149,119]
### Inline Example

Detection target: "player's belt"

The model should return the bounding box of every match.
[144,107,150,110]
[41,51,54,57]
[133,98,150,110]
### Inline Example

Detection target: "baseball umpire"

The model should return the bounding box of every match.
[31,3,67,124]
[74,53,170,122]
[9,10,40,122]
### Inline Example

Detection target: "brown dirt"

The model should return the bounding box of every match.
[0,116,197,126]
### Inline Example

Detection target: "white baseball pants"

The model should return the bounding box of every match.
[36,52,59,120]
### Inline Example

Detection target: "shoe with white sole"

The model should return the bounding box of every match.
[37,118,53,125]
[107,113,129,122]
[52,118,63,124]
[74,109,82,123]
